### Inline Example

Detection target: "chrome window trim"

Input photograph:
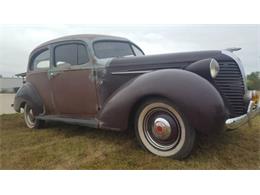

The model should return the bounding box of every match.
[111,70,152,75]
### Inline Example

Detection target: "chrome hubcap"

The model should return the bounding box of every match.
[25,105,36,127]
[27,108,35,123]
[152,118,172,140]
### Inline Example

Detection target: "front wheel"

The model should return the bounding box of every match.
[24,103,44,129]
[135,99,196,159]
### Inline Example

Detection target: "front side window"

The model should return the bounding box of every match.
[94,41,135,59]
[54,43,89,67]
[32,49,50,70]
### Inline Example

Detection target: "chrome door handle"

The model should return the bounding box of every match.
[49,71,62,79]
[49,72,55,79]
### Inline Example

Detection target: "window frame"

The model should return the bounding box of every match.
[131,43,145,56]
[53,41,90,69]
[93,40,145,59]
[29,47,50,71]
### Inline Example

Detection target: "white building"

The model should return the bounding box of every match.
[0,77,23,93]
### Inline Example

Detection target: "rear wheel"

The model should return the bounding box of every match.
[135,99,196,159]
[24,103,44,129]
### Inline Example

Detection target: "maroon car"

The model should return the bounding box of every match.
[14,34,259,159]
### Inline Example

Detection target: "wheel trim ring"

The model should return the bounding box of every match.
[138,102,186,157]
[25,105,36,128]
[143,108,181,151]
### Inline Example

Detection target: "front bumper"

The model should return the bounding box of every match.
[225,100,260,130]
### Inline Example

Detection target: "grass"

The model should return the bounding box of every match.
[0,113,259,169]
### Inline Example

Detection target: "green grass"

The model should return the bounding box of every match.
[0,114,259,169]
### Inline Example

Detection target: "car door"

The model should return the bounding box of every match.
[26,47,56,115]
[48,41,98,118]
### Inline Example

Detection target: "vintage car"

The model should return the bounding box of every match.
[13,34,259,159]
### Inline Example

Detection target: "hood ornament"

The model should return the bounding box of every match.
[225,47,242,52]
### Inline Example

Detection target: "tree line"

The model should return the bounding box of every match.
[247,71,260,90]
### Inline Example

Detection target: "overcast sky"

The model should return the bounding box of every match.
[0,24,259,77]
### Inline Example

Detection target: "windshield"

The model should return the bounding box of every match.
[93,41,144,59]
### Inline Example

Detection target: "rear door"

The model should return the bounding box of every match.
[48,41,98,118]
[26,47,55,115]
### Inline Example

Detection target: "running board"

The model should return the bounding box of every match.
[36,115,98,128]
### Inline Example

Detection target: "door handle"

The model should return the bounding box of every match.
[48,71,61,79]
[49,71,55,79]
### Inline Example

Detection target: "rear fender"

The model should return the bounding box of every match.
[14,82,43,115]
[99,69,226,134]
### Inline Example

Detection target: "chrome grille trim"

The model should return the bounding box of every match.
[221,50,247,91]
[215,61,246,117]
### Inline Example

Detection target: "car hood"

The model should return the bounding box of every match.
[108,50,232,71]
[99,50,235,107]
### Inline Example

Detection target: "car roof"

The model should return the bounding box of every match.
[35,34,129,50]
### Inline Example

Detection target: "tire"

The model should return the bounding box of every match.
[135,98,196,160]
[24,103,45,129]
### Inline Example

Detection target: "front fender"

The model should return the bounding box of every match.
[99,69,227,134]
[14,82,43,115]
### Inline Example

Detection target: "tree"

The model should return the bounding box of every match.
[247,71,260,90]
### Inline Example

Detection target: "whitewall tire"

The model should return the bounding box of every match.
[24,103,44,129]
[135,99,196,159]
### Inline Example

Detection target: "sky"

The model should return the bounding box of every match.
[0,24,259,77]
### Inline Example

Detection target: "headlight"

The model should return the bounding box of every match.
[210,59,220,78]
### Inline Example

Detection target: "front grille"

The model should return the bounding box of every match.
[214,61,246,117]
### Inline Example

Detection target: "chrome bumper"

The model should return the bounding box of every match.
[225,100,260,130]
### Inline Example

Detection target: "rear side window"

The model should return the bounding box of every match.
[32,49,50,70]
[77,44,89,65]
[54,43,89,67]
